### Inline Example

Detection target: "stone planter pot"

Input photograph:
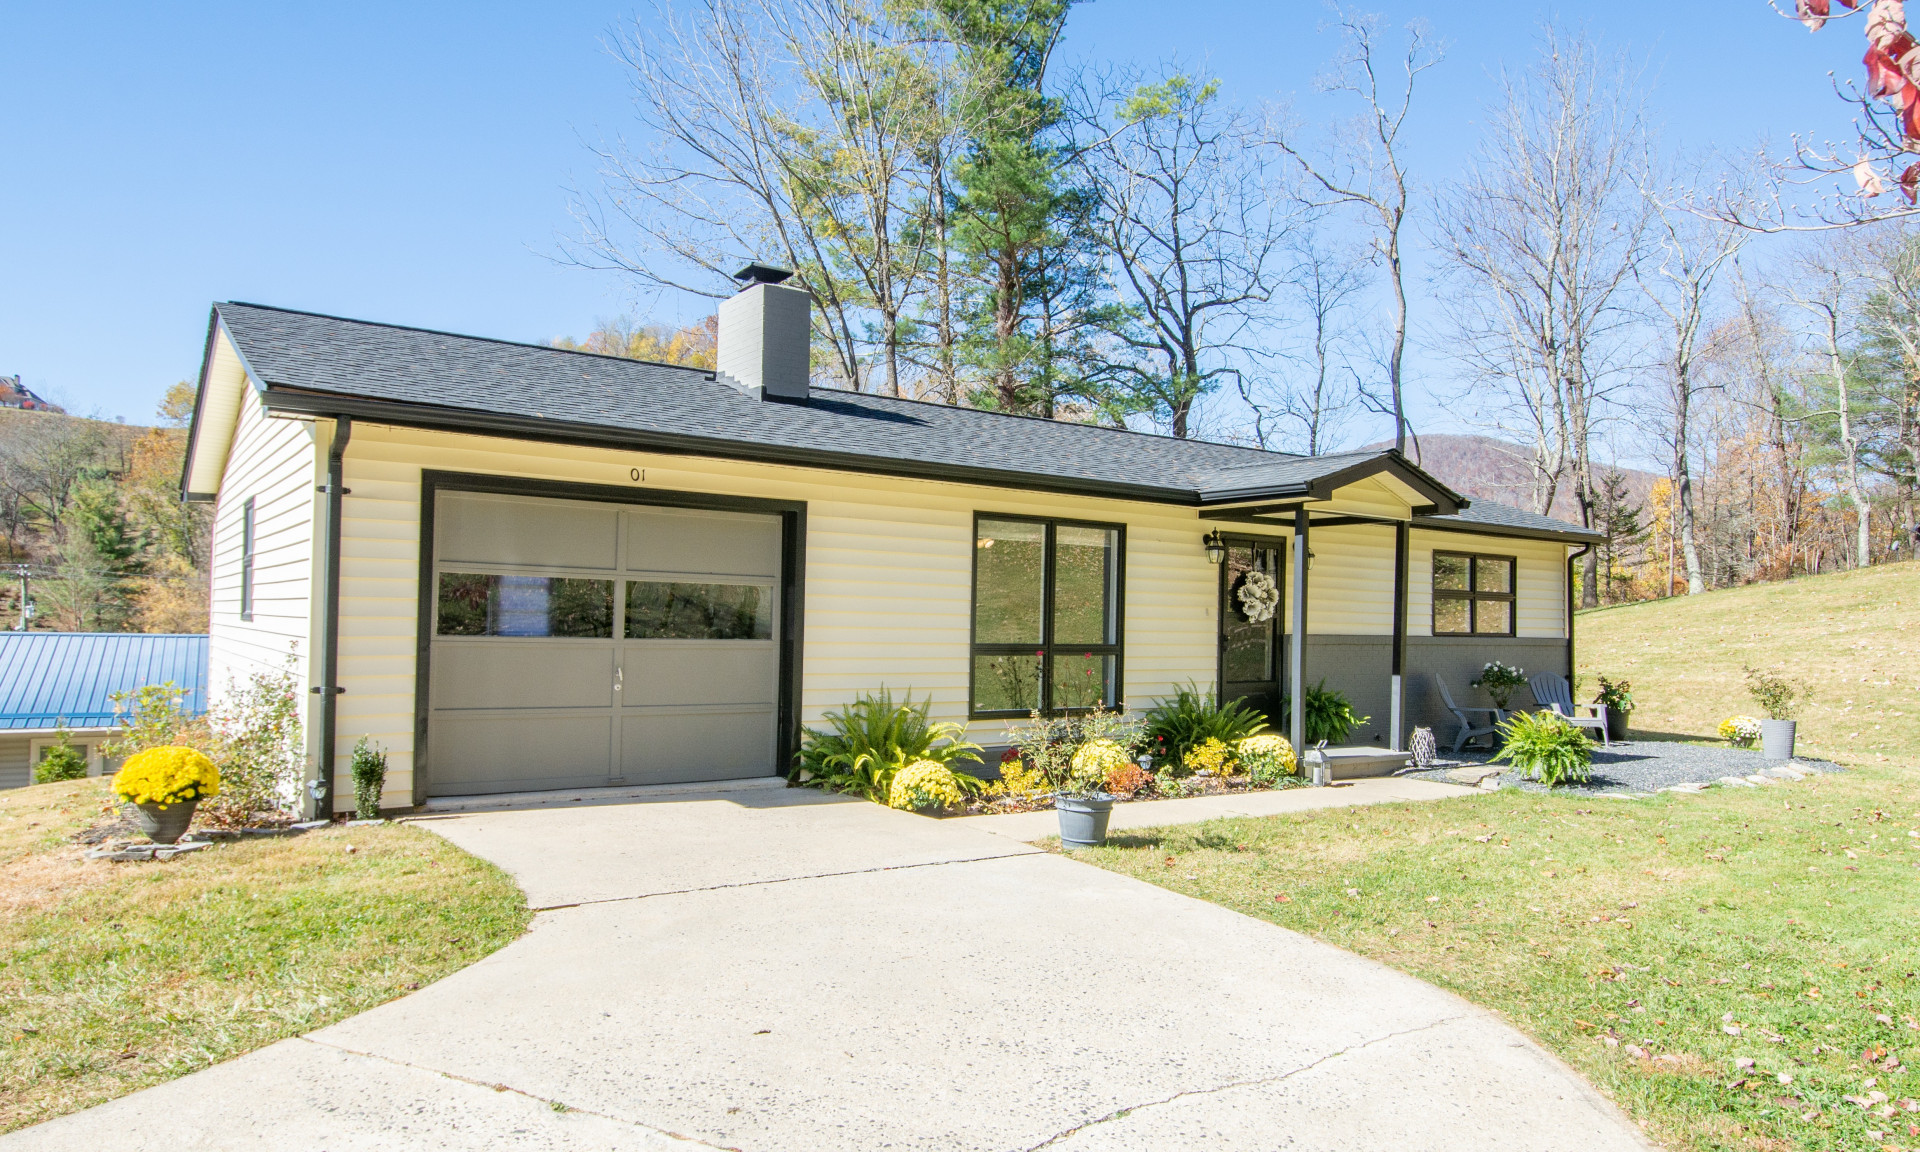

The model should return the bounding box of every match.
[1761,719,1797,761]
[1055,793,1115,849]
[127,798,200,845]
[1604,709,1631,743]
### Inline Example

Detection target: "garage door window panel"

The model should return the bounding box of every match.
[436,573,614,638]
[626,581,773,640]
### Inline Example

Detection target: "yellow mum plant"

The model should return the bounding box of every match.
[1070,739,1132,783]
[1236,734,1297,783]
[114,746,220,809]
[888,759,964,811]
[1183,736,1237,776]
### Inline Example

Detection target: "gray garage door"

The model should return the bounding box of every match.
[426,491,782,796]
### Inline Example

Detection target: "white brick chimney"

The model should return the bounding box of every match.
[716,263,811,401]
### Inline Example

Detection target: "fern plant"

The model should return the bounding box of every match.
[793,690,983,803]
[1279,681,1370,745]
[1491,710,1592,787]
[1142,683,1267,773]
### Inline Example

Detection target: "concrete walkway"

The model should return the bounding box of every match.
[8,786,1652,1152]
[962,775,1477,843]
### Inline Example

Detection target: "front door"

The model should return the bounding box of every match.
[1219,540,1284,727]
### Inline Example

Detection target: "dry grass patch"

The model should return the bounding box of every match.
[0,779,528,1133]
[1579,561,1920,762]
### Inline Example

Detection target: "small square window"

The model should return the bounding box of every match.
[1433,551,1516,637]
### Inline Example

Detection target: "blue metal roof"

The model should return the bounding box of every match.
[0,633,209,731]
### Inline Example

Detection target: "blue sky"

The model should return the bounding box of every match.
[0,1,1868,443]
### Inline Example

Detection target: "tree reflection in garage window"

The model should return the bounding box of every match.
[436,573,614,638]
[625,582,773,640]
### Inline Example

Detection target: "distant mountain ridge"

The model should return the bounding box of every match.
[1364,433,1662,523]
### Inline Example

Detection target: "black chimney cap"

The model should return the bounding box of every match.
[733,262,794,285]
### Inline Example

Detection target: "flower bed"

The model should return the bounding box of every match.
[957,766,1310,815]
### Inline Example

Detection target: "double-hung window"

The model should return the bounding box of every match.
[1432,551,1515,636]
[239,497,256,622]
[970,514,1123,717]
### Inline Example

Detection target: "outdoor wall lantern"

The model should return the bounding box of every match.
[1203,530,1226,564]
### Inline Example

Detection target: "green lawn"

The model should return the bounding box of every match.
[1080,564,1920,1152]
[0,778,529,1133]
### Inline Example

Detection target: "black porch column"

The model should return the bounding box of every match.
[1290,506,1309,752]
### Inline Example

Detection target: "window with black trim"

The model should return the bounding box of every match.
[1433,551,1515,635]
[971,514,1122,716]
[240,497,256,622]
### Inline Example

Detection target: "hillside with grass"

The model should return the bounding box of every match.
[1578,561,1920,766]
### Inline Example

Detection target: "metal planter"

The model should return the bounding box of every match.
[1055,793,1115,848]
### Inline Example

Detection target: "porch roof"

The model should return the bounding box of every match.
[190,302,1595,541]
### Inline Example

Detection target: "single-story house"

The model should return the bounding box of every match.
[0,632,209,789]
[181,267,1603,817]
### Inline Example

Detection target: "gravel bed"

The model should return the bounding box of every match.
[1399,739,1842,797]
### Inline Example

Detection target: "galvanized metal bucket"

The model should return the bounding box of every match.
[1054,794,1115,848]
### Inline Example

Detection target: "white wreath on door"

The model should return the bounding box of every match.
[1235,569,1280,623]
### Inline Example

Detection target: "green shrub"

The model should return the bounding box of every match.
[350,736,388,819]
[794,689,982,802]
[106,657,304,827]
[1743,665,1809,721]
[33,731,88,783]
[1142,684,1267,773]
[1491,710,1592,787]
[1288,681,1369,745]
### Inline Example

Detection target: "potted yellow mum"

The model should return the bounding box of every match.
[114,746,220,844]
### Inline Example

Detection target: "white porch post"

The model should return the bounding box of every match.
[1290,507,1309,753]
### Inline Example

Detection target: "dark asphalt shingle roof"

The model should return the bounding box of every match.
[209,302,1596,539]
[1422,503,1605,542]
[0,633,208,730]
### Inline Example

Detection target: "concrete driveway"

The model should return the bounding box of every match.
[9,787,1653,1151]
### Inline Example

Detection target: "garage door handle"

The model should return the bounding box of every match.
[614,667,623,692]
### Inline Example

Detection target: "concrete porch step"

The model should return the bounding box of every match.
[1319,747,1414,779]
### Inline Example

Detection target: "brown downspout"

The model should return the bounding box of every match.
[1566,543,1592,691]
[309,417,351,820]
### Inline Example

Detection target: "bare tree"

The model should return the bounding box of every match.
[1269,9,1438,453]
[1072,70,1300,438]
[1435,30,1652,605]
[1640,179,1750,593]
[572,0,953,392]
[1785,240,1875,568]
[1239,230,1367,454]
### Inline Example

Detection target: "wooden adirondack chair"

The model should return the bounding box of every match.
[1435,676,1502,754]
[1527,673,1610,746]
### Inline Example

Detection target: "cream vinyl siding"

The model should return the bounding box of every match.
[298,421,1567,805]
[334,425,1223,803]
[1408,530,1568,639]
[0,735,29,790]
[207,384,319,718]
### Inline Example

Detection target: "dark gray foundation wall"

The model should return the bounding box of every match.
[962,634,1571,774]
[1294,635,1570,749]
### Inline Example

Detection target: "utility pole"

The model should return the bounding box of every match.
[11,565,31,630]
